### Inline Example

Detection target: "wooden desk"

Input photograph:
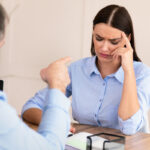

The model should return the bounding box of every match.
[25,121,150,150]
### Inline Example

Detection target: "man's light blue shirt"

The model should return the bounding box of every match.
[0,89,70,150]
[22,56,150,135]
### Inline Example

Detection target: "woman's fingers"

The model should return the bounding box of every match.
[121,32,132,49]
[70,126,75,133]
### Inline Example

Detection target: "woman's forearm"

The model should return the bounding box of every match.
[118,68,140,120]
[22,108,42,125]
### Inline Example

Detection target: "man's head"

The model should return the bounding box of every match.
[0,4,9,47]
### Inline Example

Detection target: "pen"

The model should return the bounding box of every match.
[67,131,73,137]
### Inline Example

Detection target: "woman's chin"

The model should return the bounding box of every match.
[97,56,113,63]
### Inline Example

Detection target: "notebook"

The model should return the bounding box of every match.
[65,132,105,150]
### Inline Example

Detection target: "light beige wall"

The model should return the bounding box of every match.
[0,0,84,114]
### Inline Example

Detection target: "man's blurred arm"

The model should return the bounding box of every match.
[0,57,72,150]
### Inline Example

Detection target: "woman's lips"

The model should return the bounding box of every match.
[100,53,111,58]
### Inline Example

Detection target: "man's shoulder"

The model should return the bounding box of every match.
[0,100,20,133]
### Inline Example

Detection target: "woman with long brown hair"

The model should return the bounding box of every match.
[22,5,150,135]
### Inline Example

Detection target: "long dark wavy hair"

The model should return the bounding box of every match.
[91,4,141,61]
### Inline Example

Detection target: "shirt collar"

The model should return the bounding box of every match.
[86,58,145,84]
[87,56,100,76]
[113,66,124,84]
[87,56,124,83]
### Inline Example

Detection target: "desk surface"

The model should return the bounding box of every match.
[25,121,150,150]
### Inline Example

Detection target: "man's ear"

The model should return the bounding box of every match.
[0,39,5,48]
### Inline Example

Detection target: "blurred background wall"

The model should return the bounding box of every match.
[0,0,150,118]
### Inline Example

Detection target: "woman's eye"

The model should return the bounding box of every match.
[111,41,119,45]
[96,37,103,41]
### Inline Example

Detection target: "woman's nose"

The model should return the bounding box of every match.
[101,41,109,52]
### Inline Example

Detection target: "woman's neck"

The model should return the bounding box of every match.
[96,59,121,79]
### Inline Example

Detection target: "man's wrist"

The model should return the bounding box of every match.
[48,84,66,94]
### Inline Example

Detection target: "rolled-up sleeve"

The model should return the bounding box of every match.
[21,88,49,116]
[118,75,150,135]
[118,109,143,135]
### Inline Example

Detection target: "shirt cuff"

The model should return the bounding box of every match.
[44,88,70,112]
[118,109,143,135]
[21,105,42,118]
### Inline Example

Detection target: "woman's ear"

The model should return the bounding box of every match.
[128,34,131,41]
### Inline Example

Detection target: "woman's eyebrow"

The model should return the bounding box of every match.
[95,34,103,38]
[95,34,122,41]
[109,37,122,41]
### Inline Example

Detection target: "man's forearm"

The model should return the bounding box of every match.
[38,89,70,149]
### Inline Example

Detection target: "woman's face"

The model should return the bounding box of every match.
[93,23,124,64]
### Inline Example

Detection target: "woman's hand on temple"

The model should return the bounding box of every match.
[111,32,134,72]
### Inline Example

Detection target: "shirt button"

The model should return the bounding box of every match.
[95,114,97,117]
[103,83,105,86]
[99,99,102,102]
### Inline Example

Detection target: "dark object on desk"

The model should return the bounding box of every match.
[86,132,125,150]
[68,133,73,137]
[0,80,4,91]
